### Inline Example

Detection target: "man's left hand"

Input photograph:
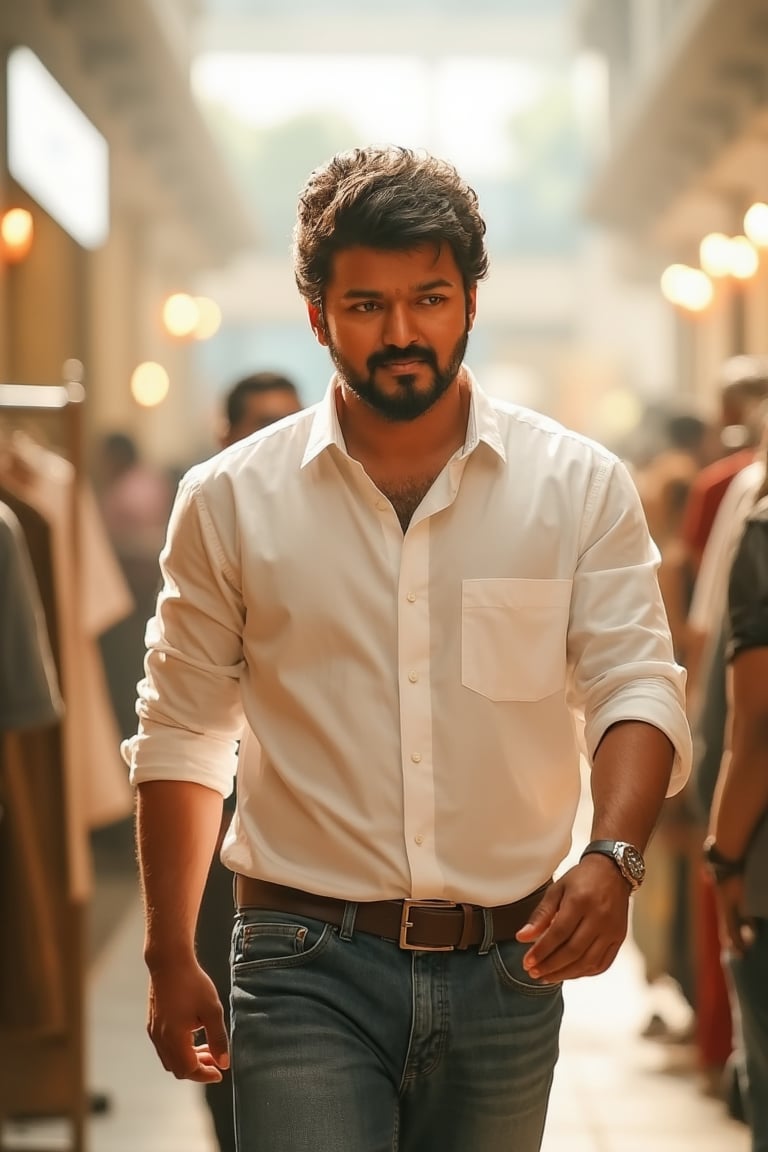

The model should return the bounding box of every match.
[515,856,631,982]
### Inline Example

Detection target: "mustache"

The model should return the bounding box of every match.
[368,346,437,371]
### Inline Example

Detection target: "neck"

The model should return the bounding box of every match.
[336,369,470,467]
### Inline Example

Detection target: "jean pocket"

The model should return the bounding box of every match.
[232,911,333,975]
[461,578,571,702]
[492,939,563,996]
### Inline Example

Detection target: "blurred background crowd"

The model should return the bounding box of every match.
[2,0,768,1149]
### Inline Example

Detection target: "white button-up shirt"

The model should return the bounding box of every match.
[124,372,691,905]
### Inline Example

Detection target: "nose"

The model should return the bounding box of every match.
[381,301,418,349]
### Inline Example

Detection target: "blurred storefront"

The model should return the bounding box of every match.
[0,0,252,469]
[576,0,768,411]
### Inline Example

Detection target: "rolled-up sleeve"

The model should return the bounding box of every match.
[567,456,692,795]
[122,473,246,796]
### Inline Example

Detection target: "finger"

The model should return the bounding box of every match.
[199,1005,230,1069]
[160,1042,224,1083]
[184,1056,224,1084]
[516,887,564,943]
[526,918,593,979]
[535,938,621,983]
[521,906,586,972]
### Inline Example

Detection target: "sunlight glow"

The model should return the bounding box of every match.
[192,53,548,178]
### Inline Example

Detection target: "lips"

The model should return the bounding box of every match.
[381,359,427,370]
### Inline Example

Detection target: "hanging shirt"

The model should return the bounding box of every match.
[124,371,692,906]
[0,501,61,731]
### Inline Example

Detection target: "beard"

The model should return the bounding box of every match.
[327,326,469,422]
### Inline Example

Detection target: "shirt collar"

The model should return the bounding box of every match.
[301,367,507,469]
[301,376,346,468]
[460,367,507,463]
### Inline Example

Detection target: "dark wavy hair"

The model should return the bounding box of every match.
[293,146,489,306]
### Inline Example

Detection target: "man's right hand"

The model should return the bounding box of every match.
[146,958,230,1082]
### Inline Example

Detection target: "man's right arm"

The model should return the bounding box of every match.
[125,473,247,1080]
[136,779,230,1081]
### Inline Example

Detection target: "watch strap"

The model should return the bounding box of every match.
[580,839,618,857]
[580,839,645,890]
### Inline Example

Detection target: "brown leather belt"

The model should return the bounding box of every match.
[234,875,550,952]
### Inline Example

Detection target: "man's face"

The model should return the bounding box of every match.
[308,244,476,422]
[224,390,302,446]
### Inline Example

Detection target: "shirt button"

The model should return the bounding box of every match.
[410,752,422,763]
[376,499,387,511]
[414,834,424,846]
[408,670,418,683]
[406,592,416,603]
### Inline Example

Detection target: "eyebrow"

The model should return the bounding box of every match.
[341,278,456,300]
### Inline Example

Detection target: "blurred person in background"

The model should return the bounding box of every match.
[631,452,699,1040]
[683,357,768,689]
[706,449,768,1151]
[125,145,691,1152]
[682,357,768,579]
[220,371,302,447]
[197,370,302,1152]
[683,364,768,1102]
[95,432,174,741]
[631,362,768,1095]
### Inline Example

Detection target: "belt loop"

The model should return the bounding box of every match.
[339,901,358,942]
[478,907,494,955]
[457,903,475,951]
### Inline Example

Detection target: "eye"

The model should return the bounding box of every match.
[351,301,381,313]
[420,295,445,306]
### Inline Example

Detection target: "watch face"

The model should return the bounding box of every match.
[620,844,646,884]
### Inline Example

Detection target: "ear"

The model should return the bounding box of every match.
[307,302,328,347]
[466,284,478,332]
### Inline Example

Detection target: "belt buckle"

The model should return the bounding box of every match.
[399,899,457,951]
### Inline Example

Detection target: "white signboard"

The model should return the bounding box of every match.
[7,47,110,249]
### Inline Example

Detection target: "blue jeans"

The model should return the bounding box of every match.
[230,906,563,1152]
[728,918,768,1152]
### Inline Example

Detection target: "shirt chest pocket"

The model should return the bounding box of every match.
[461,578,572,702]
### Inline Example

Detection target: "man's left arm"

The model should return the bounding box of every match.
[517,720,673,982]
[517,455,690,982]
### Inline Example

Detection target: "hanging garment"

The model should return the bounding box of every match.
[0,500,66,1032]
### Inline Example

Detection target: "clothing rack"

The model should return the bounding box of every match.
[0,371,89,1152]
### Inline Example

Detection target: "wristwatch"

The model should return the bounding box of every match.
[702,836,744,885]
[580,839,646,891]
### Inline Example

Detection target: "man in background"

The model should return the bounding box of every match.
[220,371,302,447]
[197,370,302,1152]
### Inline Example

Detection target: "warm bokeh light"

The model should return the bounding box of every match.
[0,207,34,262]
[699,232,733,278]
[660,264,713,312]
[594,387,644,442]
[728,235,759,279]
[193,295,222,340]
[162,292,200,338]
[130,361,170,407]
[744,202,768,247]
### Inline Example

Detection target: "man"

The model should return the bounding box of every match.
[197,370,302,1152]
[705,466,768,1150]
[682,355,768,577]
[220,371,302,447]
[124,146,692,1152]
[679,358,768,1100]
